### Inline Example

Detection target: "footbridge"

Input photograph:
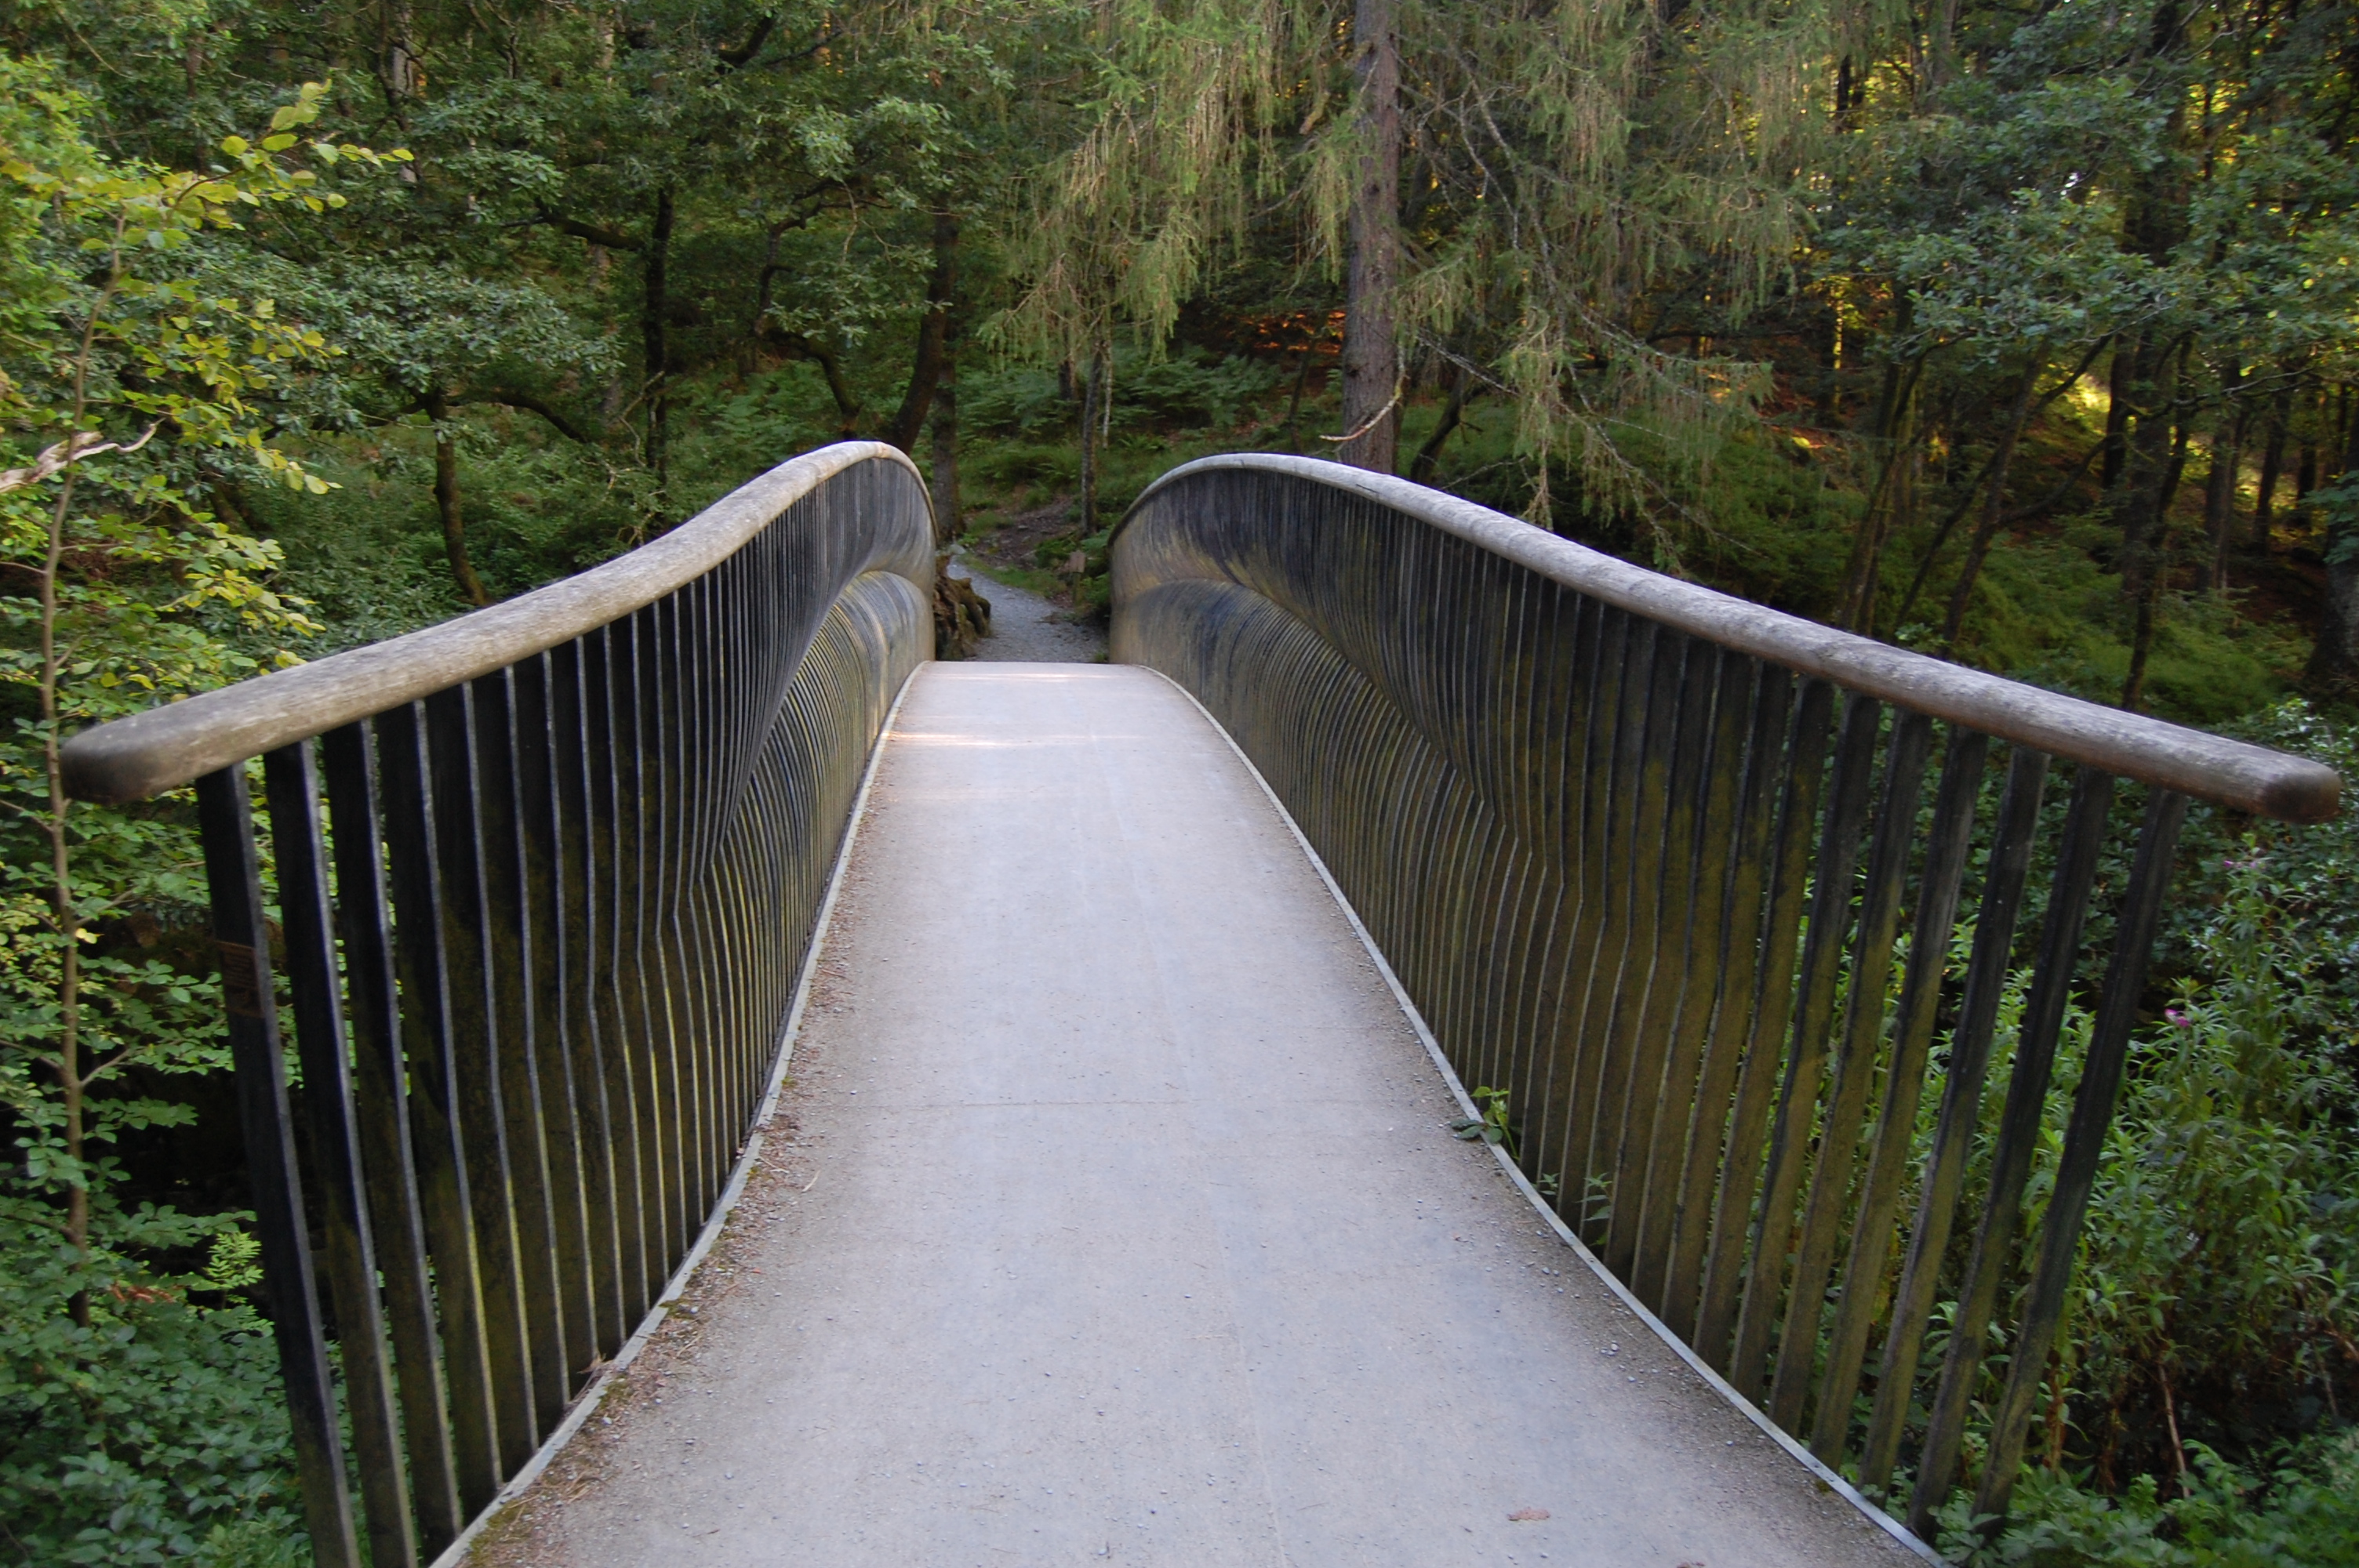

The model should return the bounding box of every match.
[64,445,2340,1566]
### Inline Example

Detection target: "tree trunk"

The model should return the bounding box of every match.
[2099,341,2135,497]
[2305,548,2359,697]
[1938,361,2041,644]
[2303,419,2359,695]
[1925,0,1961,97]
[426,389,490,608]
[2205,399,2248,593]
[1339,0,1401,474]
[642,186,674,498]
[378,0,422,113]
[885,209,960,452]
[2113,60,2193,640]
[2121,419,2190,713]
[2114,337,2183,612]
[1836,352,1920,633]
[1408,361,1473,484]
[2252,391,2289,550]
[1078,353,1105,532]
[931,328,961,544]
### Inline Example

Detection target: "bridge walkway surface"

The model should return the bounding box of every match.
[474,662,1917,1568]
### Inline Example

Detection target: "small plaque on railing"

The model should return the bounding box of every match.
[216,940,266,1018]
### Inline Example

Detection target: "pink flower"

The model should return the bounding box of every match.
[2165,1007,2192,1029]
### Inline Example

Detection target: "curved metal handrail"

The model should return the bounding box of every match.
[1113,452,2339,1541]
[63,441,930,805]
[55,441,934,1568]
[1125,454,2338,822]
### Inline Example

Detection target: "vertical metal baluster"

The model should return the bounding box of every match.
[1857,744,2049,1494]
[1532,597,1608,1207]
[1811,726,1990,1465]
[1478,566,1541,1102]
[700,575,740,1132]
[1725,691,1883,1403]
[1567,616,1654,1233]
[1908,766,2117,1536]
[194,766,362,1568]
[1583,623,1677,1234]
[423,687,537,1472]
[1491,570,1549,1120]
[1767,709,1935,1432]
[261,742,416,1568]
[707,577,740,1154]
[1693,677,1835,1370]
[1662,662,1791,1339]
[467,672,569,1432]
[511,653,600,1392]
[611,616,673,1303]
[1460,811,1518,1097]
[321,721,464,1552]
[696,567,734,1122]
[1547,604,1624,1189]
[623,604,680,1261]
[1607,636,1721,1276]
[1445,548,1500,1087]
[1423,539,1485,1064]
[554,638,630,1354]
[651,593,706,1229]
[1506,586,1580,1198]
[678,583,726,1190]
[638,594,686,1238]
[1973,788,2188,1523]
[641,604,694,1269]
[1631,650,1754,1306]
[584,627,656,1326]
[1421,780,1481,1078]
[734,559,770,1113]
[375,702,503,1513]
[684,575,732,1148]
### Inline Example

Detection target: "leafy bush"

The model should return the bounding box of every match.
[1938,1430,2359,1566]
[0,1217,302,1564]
[2059,858,2359,1485]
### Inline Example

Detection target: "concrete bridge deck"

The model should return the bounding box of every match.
[479,663,1920,1567]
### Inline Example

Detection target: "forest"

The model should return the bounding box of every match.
[1,0,2356,1562]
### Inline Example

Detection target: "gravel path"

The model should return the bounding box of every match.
[951,551,1108,662]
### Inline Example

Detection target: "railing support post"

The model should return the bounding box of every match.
[1972,787,2190,1526]
[195,764,362,1568]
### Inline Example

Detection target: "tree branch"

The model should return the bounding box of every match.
[529,209,643,251]
[717,12,779,69]
[453,390,596,444]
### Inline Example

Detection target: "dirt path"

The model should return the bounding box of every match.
[951,550,1108,662]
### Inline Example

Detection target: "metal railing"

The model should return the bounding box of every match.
[1111,454,2339,1537]
[62,443,934,1568]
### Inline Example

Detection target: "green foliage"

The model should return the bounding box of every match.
[0,67,372,1563]
[0,1212,302,1564]
[2064,859,2359,1468]
[1937,1431,2359,1566]
[1451,1086,1516,1156]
